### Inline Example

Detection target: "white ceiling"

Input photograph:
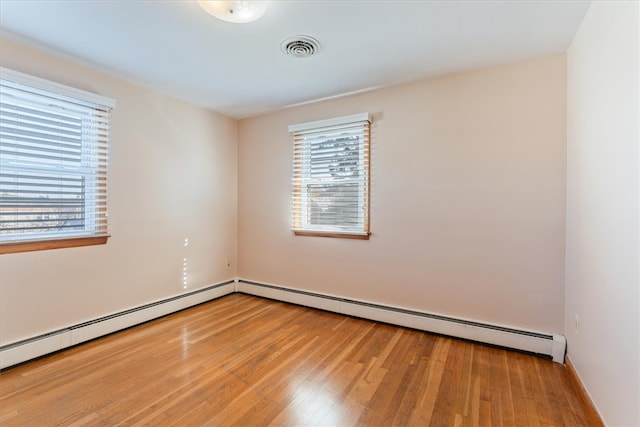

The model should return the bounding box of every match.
[0,0,591,119]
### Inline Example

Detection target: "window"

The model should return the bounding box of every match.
[0,67,115,254]
[290,113,370,239]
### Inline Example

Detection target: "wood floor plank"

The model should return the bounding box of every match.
[0,294,601,426]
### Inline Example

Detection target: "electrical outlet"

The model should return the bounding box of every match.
[226,259,231,269]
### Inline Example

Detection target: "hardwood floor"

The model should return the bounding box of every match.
[0,294,601,426]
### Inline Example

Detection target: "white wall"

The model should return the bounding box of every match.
[0,38,238,345]
[566,1,640,425]
[238,55,567,334]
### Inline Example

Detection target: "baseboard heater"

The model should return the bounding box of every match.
[0,281,235,369]
[1,278,566,369]
[236,279,566,363]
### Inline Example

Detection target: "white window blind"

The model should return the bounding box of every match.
[290,113,370,238]
[0,68,115,244]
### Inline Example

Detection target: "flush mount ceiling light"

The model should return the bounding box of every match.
[198,1,267,24]
[281,36,320,58]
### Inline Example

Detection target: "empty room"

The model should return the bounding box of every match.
[0,0,638,426]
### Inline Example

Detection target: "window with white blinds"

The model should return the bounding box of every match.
[290,113,370,239]
[0,67,115,249]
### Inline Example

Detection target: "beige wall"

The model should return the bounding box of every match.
[3,10,637,421]
[238,54,567,333]
[566,1,640,425]
[0,38,238,345]
[1,39,569,352]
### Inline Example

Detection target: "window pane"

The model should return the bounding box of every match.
[309,136,360,180]
[307,182,360,227]
[0,172,85,236]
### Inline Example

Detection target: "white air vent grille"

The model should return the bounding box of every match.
[281,36,320,58]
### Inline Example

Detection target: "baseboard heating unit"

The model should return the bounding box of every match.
[0,281,235,369]
[1,278,566,369]
[236,279,566,363]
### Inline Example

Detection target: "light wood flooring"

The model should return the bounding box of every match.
[0,293,601,426]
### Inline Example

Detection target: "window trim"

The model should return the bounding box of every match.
[0,67,116,109]
[0,67,115,254]
[0,235,109,255]
[292,230,370,240]
[290,113,371,240]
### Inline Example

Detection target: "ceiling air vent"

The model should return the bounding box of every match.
[281,36,320,58]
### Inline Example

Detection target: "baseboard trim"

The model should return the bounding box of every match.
[565,356,605,426]
[0,280,235,369]
[237,279,566,363]
[1,277,568,369]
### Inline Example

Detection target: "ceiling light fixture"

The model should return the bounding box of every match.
[197,1,267,24]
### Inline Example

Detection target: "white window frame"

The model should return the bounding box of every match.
[289,113,371,239]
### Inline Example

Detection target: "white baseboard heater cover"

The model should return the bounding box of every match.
[0,281,235,369]
[1,278,566,369]
[236,279,566,363]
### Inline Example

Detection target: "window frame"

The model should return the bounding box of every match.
[0,67,115,254]
[289,113,371,240]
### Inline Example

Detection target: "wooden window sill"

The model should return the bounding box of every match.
[0,235,110,254]
[293,230,370,240]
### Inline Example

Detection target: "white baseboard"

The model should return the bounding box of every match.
[1,278,567,369]
[0,281,235,369]
[237,279,566,363]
